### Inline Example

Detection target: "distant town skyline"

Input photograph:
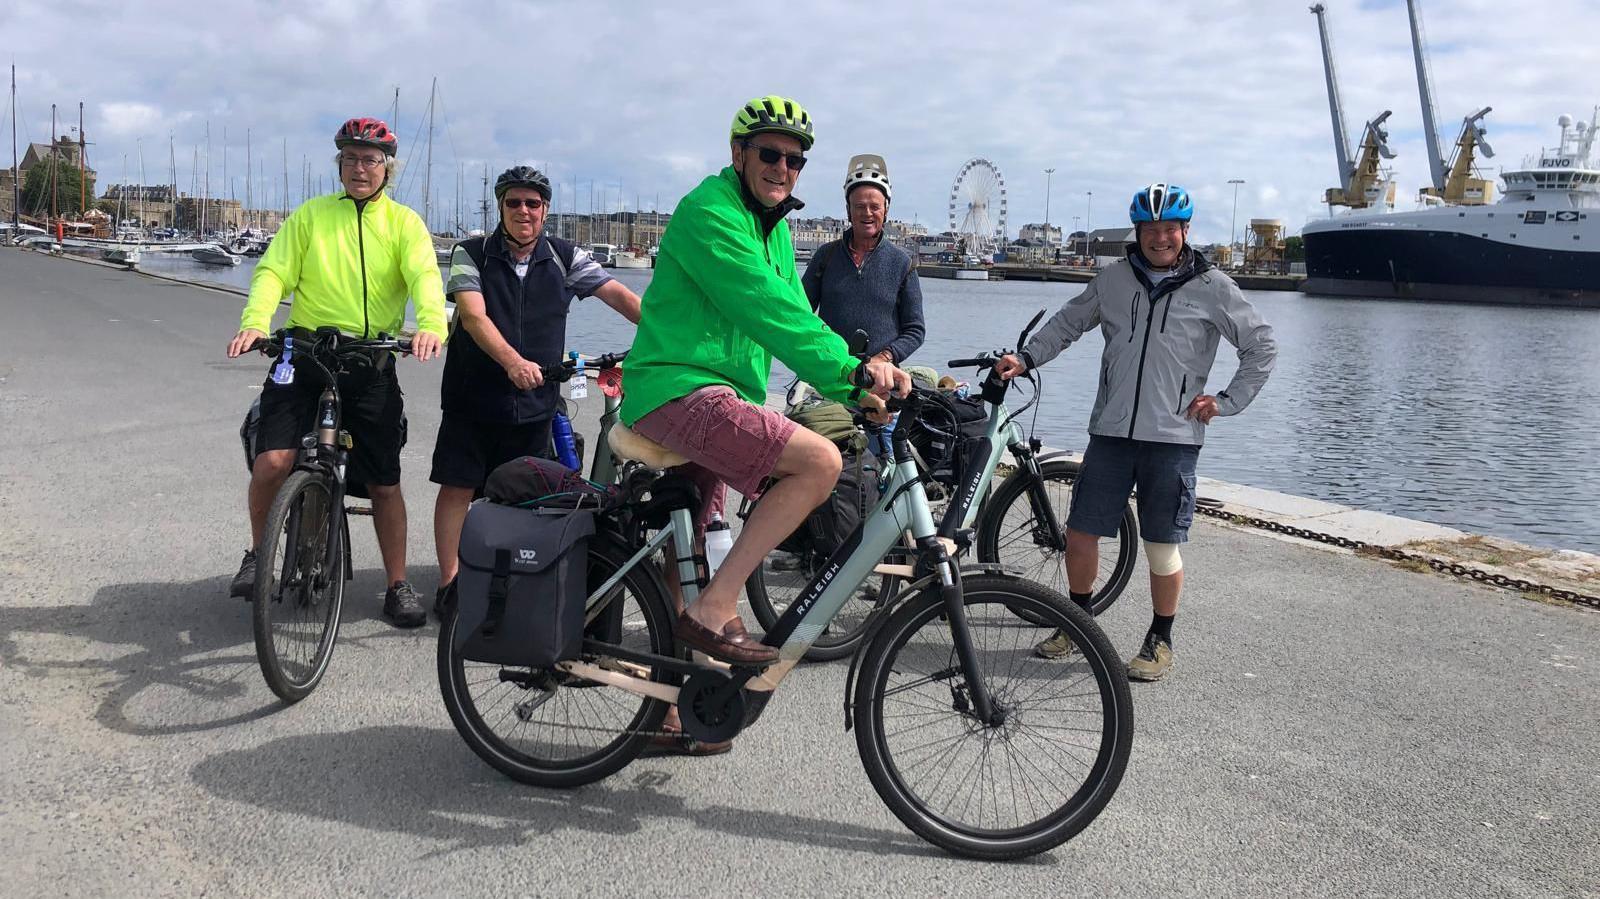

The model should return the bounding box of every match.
[4,0,1596,241]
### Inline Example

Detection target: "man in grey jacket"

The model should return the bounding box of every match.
[996,182,1276,681]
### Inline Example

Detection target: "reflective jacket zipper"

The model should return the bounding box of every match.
[354,201,370,337]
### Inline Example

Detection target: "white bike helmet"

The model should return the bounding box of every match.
[843,154,891,203]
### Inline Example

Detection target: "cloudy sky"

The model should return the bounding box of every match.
[4,0,1596,241]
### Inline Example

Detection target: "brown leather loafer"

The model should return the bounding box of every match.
[674,613,778,666]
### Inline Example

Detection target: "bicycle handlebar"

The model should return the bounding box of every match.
[550,349,630,383]
[250,330,414,358]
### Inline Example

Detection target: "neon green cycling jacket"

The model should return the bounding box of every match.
[620,167,858,426]
[240,189,448,339]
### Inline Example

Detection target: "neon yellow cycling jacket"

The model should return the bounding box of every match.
[240,189,448,339]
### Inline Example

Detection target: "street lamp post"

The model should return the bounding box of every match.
[1228,178,1245,268]
[1043,167,1055,252]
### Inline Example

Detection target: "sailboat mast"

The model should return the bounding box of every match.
[203,121,211,235]
[78,102,85,217]
[9,65,17,231]
[245,129,252,230]
[282,138,288,220]
[137,140,146,229]
[49,103,57,221]
[423,76,436,232]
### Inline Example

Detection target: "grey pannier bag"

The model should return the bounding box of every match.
[453,501,596,668]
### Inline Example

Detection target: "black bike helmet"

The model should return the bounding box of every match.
[494,166,552,202]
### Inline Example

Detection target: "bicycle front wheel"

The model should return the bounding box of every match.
[437,535,677,789]
[853,574,1133,860]
[976,459,1137,616]
[252,469,345,704]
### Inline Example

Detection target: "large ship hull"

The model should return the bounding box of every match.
[1303,222,1600,308]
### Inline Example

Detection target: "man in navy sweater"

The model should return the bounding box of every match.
[801,154,924,457]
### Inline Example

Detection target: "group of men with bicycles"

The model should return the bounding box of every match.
[226,95,1275,697]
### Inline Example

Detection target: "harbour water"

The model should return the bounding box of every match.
[138,253,1600,553]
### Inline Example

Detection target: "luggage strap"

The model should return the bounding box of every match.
[483,549,512,637]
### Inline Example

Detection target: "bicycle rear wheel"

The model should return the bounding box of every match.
[976,459,1137,617]
[853,574,1133,860]
[252,469,345,704]
[746,548,899,662]
[437,535,677,788]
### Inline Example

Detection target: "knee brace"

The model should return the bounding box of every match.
[1143,541,1183,576]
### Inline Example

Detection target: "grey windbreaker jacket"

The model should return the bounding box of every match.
[1021,247,1277,446]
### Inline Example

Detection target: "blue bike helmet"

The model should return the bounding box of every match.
[1129,182,1193,223]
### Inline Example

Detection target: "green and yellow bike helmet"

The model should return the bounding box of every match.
[730,95,815,151]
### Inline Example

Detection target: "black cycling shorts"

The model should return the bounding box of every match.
[429,411,552,492]
[254,356,405,490]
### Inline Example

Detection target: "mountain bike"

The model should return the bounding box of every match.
[436,348,1134,861]
[248,328,412,703]
[747,311,1139,657]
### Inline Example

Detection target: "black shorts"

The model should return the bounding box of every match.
[254,357,405,490]
[430,412,552,492]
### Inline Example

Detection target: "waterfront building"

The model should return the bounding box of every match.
[1018,222,1062,246]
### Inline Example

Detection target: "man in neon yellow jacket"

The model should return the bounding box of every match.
[225,117,448,627]
[621,96,908,668]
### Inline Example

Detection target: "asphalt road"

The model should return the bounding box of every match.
[1,248,1596,898]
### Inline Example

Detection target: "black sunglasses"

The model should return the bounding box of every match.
[503,197,546,210]
[742,141,807,171]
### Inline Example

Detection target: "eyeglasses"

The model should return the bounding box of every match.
[339,154,386,170]
[503,197,546,210]
[741,141,807,172]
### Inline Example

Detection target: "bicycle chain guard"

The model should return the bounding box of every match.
[677,669,746,744]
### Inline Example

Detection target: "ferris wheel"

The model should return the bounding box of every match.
[948,158,1007,253]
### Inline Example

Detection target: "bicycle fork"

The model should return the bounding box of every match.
[924,535,1004,727]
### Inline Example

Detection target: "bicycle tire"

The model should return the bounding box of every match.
[252,469,345,704]
[853,574,1133,860]
[746,551,900,662]
[976,459,1138,618]
[437,535,677,789]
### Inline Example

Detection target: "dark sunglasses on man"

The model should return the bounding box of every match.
[503,197,545,210]
[740,141,807,172]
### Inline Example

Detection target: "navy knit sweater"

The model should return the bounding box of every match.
[801,229,925,364]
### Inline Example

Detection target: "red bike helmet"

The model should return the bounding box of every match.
[334,117,397,156]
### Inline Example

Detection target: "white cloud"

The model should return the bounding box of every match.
[6,0,1595,239]
[99,102,163,137]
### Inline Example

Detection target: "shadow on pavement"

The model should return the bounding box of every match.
[189,724,983,861]
[0,568,430,737]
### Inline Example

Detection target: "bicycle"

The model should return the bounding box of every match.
[747,311,1140,657]
[247,327,412,704]
[436,347,1135,861]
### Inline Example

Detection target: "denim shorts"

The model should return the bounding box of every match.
[1066,435,1201,544]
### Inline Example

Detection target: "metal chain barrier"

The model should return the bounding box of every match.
[1194,503,1600,611]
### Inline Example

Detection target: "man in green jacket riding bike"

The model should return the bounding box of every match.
[620,95,908,667]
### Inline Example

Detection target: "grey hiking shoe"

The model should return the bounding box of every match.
[383,580,427,628]
[1128,633,1174,681]
[1034,629,1078,659]
[229,550,257,599]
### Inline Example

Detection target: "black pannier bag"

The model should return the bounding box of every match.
[777,452,880,560]
[905,393,988,485]
[453,501,596,668]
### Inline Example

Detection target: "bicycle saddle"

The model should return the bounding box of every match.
[608,423,688,470]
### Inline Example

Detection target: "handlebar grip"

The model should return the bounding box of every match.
[947,357,992,369]
[398,338,414,355]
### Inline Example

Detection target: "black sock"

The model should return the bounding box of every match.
[1148,614,1175,644]
[1069,591,1094,613]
